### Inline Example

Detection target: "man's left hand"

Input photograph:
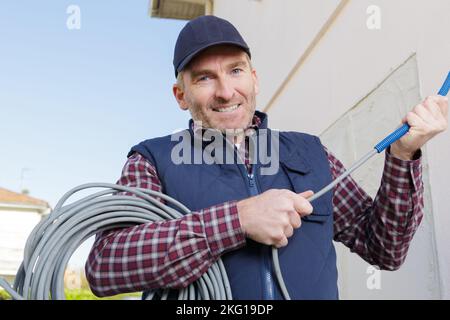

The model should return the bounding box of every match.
[390,95,448,160]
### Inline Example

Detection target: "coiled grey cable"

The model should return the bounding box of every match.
[0,183,232,300]
[0,148,413,300]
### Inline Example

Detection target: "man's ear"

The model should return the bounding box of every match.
[252,69,259,95]
[173,84,189,110]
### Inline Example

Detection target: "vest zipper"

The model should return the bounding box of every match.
[247,173,258,195]
[247,173,275,300]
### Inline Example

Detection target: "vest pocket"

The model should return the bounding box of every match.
[281,157,332,223]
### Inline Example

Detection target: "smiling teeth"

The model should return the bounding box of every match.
[214,104,240,112]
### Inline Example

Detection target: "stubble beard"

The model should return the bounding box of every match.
[187,91,257,135]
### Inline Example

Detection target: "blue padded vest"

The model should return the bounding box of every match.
[130,111,338,300]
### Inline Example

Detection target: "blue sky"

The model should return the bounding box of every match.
[0,1,192,268]
[0,1,190,208]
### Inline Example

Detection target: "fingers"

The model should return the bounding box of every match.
[436,95,449,118]
[413,103,437,125]
[279,189,313,217]
[293,190,314,217]
[424,97,443,121]
[405,109,426,128]
[259,189,315,248]
[442,97,449,118]
[270,218,294,248]
[408,96,449,133]
[298,190,314,199]
[273,208,298,248]
[288,211,301,229]
[274,235,288,248]
[395,95,448,154]
[284,224,294,238]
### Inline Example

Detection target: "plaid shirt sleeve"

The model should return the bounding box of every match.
[327,146,424,270]
[85,153,246,297]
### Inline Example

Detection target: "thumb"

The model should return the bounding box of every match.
[298,190,314,199]
[401,116,408,124]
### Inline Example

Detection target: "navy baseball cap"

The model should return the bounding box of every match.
[173,15,251,77]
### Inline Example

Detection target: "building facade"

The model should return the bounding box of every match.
[0,188,50,283]
[149,0,450,299]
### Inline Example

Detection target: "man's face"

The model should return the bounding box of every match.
[173,45,259,132]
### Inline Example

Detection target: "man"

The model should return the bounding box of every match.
[85,15,448,299]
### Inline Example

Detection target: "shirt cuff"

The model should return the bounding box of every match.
[384,147,423,192]
[201,200,246,259]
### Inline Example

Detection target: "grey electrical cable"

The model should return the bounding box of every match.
[272,149,378,300]
[0,183,233,300]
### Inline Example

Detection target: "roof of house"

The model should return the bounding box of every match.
[0,187,50,208]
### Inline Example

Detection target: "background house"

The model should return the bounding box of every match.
[149,0,450,299]
[0,188,50,283]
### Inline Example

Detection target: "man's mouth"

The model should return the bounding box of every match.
[212,104,241,113]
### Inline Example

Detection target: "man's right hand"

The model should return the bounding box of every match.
[237,189,314,248]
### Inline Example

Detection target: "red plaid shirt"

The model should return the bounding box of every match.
[85,118,424,297]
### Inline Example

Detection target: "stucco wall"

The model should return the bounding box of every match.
[213,0,450,298]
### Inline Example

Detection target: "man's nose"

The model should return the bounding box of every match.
[214,78,234,101]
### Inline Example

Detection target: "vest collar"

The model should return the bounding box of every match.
[184,111,310,175]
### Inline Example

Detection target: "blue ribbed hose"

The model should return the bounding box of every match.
[375,71,450,153]
[273,71,450,300]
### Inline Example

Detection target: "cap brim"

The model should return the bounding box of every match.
[176,41,251,77]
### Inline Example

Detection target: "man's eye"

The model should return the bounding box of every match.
[198,75,210,81]
[231,68,242,75]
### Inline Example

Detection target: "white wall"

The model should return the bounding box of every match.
[321,56,440,299]
[213,0,450,299]
[0,207,42,276]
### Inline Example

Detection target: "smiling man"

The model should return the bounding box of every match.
[85,15,448,300]
[173,45,258,136]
